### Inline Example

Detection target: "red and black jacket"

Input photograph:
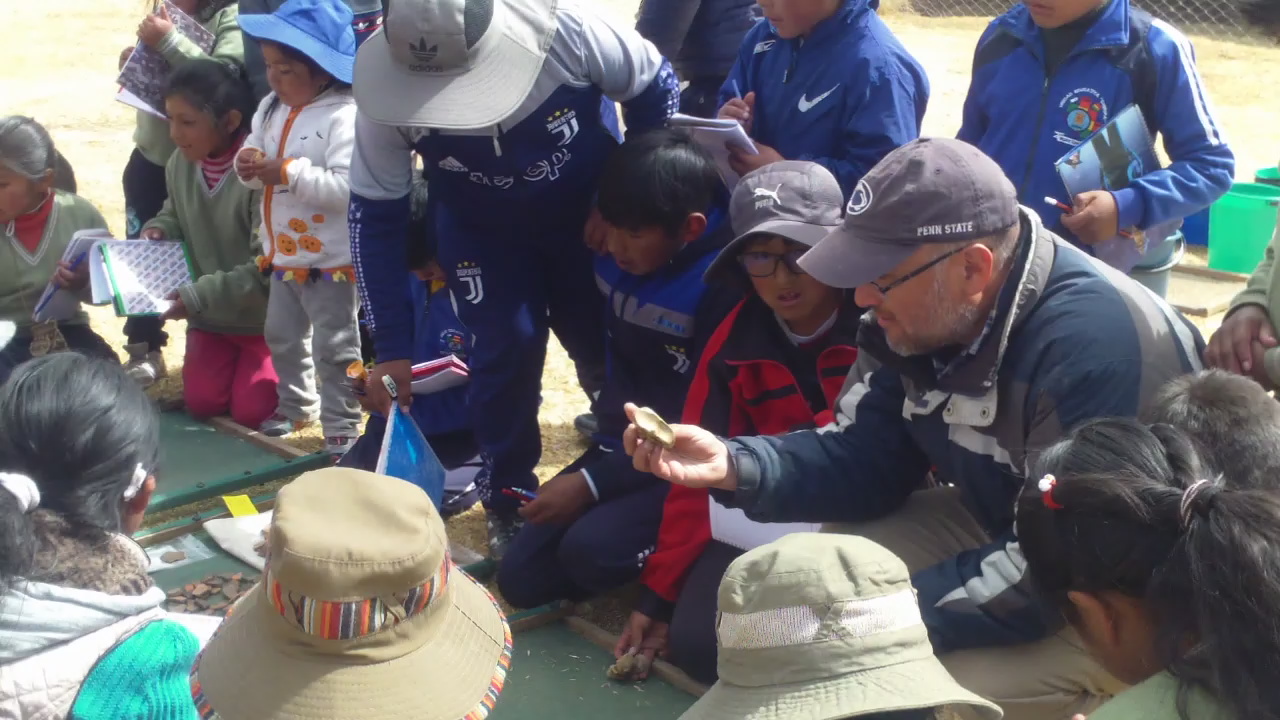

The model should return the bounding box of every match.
[635,292,862,619]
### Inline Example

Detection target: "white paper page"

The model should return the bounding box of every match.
[204,512,273,572]
[411,367,469,395]
[31,231,111,322]
[669,113,758,190]
[88,247,114,305]
[115,87,166,119]
[709,502,819,552]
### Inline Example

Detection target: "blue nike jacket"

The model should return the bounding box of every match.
[584,207,740,502]
[717,0,929,197]
[957,0,1234,246]
[710,210,1204,653]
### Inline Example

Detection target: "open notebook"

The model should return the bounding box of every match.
[33,233,193,322]
[669,113,758,189]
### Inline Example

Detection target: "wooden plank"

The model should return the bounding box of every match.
[507,602,573,634]
[207,416,312,459]
[1169,265,1243,318]
[563,616,709,699]
[1174,263,1250,282]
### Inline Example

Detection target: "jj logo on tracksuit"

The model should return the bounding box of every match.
[456,262,484,304]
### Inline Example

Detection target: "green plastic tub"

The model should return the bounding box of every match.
[1257,166,1280,187]
[1208,182,1280,274]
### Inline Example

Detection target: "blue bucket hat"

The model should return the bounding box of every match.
[239,0,357,84]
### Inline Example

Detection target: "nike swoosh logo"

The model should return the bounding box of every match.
[797,85,839,112]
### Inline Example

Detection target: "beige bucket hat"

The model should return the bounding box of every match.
[190,467,511,720]
[353,0,557,129]
[680,533,1002,720]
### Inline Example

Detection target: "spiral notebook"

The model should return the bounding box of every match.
[98,240,195,317]
[115,0,215,117]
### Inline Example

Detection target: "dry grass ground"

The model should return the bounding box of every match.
[7,0,1277,621]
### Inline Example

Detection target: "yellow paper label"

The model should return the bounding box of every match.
[222,494,258,517]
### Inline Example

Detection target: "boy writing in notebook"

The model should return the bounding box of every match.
[956,0,1234,250]
[716,0,929,198]
[495,130,739,609]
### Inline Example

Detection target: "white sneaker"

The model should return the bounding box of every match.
[259,413,315,437]
[325,436,356,459]
[123,343,166,388]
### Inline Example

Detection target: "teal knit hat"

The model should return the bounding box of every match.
[70,619,201,720]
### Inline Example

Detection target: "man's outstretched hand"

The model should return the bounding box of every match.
[622,403,736,491]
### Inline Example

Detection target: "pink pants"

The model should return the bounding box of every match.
[183,328,279,429]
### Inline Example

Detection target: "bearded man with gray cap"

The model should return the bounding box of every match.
[347,0,681,559]
[622,137,1204,720]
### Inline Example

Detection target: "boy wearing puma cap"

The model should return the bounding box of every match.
[348,0,681,560]
[617,161,866,685]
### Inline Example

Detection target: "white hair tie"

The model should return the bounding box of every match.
[0,473,41,513]
[1179,479,1215,529]
[123,464,148,501]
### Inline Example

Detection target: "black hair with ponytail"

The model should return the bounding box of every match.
[1019,417,1280,720]
[0,355,161,594]
[162,58,255,138]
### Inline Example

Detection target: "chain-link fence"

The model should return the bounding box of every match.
[906,0,1249,39]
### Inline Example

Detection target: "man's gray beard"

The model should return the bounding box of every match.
[873,273,983,357]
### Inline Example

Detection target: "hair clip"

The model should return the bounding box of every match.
[123,463,148,501]
[0,472,41,513]
[1038,473,1063,510]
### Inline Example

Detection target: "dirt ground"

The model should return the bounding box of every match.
[7,0,1277,623]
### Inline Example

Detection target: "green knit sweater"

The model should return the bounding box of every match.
[0,192,108,329]
[144,151,268,335]
[70,620,201,720]
[132,6,245,166]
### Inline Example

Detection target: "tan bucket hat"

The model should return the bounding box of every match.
[679,534,1002,720]
[190,467,511,720]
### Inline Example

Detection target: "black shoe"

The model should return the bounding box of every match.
[486,510,524,562]
[574,412,599,439]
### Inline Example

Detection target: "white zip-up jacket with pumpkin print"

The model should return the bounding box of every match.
[239,88,356,275]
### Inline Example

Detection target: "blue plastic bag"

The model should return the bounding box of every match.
[376,402,446,508]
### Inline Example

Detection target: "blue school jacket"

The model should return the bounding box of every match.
[717,0,929,198]
[956,0,1234,247]
[405,276,469,437]
[583,206,739,502]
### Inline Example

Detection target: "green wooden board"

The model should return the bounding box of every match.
[150,412,330,513]
[493,624,695,718]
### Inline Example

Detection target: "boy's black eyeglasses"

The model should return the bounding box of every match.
[869,244,968,295]
[738,248,809,278]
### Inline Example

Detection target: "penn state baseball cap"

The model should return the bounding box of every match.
[704,161,845,286]
[799,138,1019,289]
